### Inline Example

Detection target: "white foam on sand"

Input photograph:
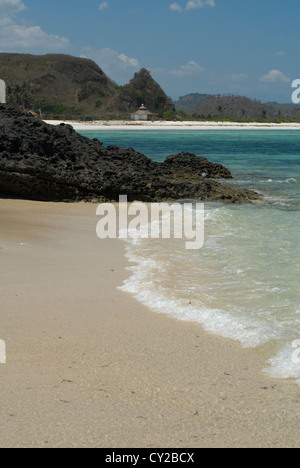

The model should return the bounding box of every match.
[118,201,300,386]
[264,338,300,386]
[120,239,300,386]
[119,236,278,349]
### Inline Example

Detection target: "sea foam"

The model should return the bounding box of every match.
[118,201,300,386]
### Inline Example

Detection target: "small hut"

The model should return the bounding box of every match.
[131,104,152,121]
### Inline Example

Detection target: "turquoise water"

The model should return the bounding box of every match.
[81,129,300,209]
[81,129,300,384]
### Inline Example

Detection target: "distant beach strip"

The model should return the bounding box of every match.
[45,119,300,131]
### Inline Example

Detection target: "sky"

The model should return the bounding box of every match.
[0,0,299,102]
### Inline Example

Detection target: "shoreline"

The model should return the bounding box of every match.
[1,199,300,448]
[44,119,300,131]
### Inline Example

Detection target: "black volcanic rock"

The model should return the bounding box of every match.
[163,152,233,180]
[0,106,260,204]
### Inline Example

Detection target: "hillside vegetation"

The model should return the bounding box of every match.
[175,93,300,122]
[0,53,119,119]
[1,53,299,121]
[115,68,174,117]
[0,53,173,119]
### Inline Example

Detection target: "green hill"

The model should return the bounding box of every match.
[175,93,212,112]
[0,53,119,119]
[115,68,175,117]
[175,93,300,121]
[2,53,297,122]
[0,53,174,119]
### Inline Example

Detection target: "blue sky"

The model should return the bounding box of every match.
[0,0,299,102]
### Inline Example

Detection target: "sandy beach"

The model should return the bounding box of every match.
[0,199,299,448]
[44,119,300,131]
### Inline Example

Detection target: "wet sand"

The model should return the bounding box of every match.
[0,199,299,448]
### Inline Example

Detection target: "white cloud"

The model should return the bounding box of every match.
[170,0,215,13]
[169,2,182,12]
[170,61,204,76]
[186,0,215,10]
[95,48,140,70]
[259,69,290,83]
[0,16,70,51]
[0,0,26,15]
[98,1,108,11]
[82,47,140,84]
[0,0,70,52]
[118,53,139,68]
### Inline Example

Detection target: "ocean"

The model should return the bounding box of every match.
[80,129,300,385]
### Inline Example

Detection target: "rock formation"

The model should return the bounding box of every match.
[0,106,260,204]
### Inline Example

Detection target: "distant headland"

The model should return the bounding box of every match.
[1,52,300,123]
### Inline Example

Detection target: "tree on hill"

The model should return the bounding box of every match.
[7,83,33,109]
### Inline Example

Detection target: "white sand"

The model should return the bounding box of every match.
[44,120,300,131]
[1,200,300,448]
